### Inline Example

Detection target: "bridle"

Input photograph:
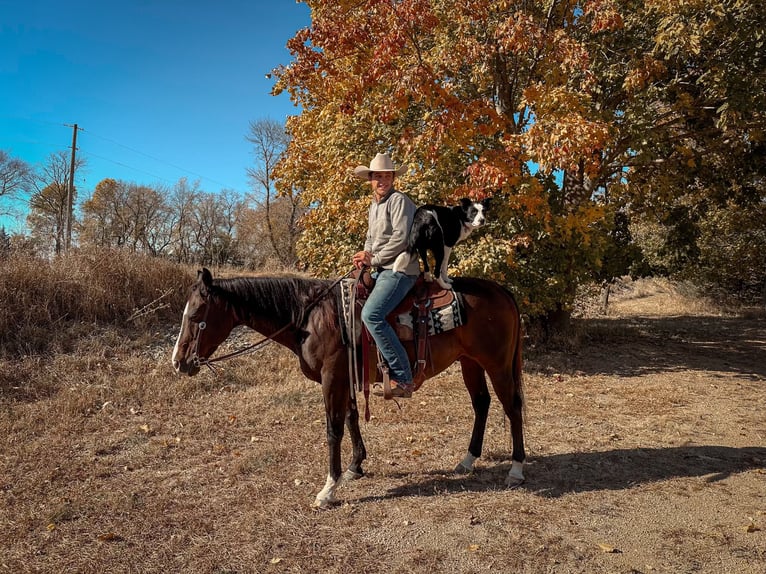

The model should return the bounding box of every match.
[188,268,357,375]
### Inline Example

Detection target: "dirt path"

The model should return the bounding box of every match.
[1,282,764,573]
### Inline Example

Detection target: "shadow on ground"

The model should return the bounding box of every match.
[527,315,766,379]
[354,445,766,503]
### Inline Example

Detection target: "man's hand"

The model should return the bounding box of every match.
[352,250,372,270]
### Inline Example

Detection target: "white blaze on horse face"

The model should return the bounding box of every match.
[171,302,190,370]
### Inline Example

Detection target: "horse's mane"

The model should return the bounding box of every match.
[211,274,337,328]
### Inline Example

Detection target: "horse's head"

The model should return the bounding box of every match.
[172,268,238,376]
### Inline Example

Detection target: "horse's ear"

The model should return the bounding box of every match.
[197,268,213,297]
[200,268,213,287]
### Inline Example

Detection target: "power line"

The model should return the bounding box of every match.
[2,115,245,192]
[81,127,241,191]
[80,150,177,185]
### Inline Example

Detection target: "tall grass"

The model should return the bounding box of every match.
[0,247,193,356]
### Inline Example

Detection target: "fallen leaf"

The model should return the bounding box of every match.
[467,544,480,552]
[269,557,283,564]
[97,532,123,542]
[743,521,761,533]
[597,542,621,553]
[46,523,56,531]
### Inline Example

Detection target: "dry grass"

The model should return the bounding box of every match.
[0,247,191,356]
[1,255,764,573]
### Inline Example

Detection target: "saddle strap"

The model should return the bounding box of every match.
[414,299,431,380]
[361,326,373,421]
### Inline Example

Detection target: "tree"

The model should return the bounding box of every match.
[165,178,202,263]
[273,0,620,319]
[80,179,171,255]
[26,151,86,254]
[27,182,69,255]
[80,178,129,248]
[0,150,32,217]
[187,189,245,266]
[246,118,302,266]
[596,0,766,280]
[273,0,765,315]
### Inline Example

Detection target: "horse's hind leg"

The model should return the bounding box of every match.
[344,397,367,480]
[486,363,526,487]
[455,358,491,474]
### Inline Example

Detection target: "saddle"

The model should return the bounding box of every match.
[343,269,464,401]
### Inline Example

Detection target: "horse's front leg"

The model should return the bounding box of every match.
[343,396,367,480]
[313,376,347,509]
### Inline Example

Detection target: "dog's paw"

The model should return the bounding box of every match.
[437,277,452,290]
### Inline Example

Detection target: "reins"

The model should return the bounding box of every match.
[192,268,358,374]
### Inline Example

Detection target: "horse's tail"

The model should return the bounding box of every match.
[512,313,524,403]
[501,284,524,409]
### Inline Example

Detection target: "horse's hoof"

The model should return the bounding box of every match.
[505,475,525,489]
[454,462,474,475]
[342,469,363,482]
[312,497,337,510]
[506,460,525,488]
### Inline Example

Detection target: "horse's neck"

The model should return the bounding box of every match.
[228,277,305,350]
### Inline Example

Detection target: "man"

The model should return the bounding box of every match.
[352,152,420,398]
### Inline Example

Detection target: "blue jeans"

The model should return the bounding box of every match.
[361,269,417,384]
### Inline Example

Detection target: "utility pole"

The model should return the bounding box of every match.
[65,123,80,251]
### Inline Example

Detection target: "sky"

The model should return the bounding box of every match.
[0,0,311,232]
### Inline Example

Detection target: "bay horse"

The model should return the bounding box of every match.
[172,268,525,508]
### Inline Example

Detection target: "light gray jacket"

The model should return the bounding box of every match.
[364,189,420,275]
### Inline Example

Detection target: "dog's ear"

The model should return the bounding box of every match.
[481,197,492,211]
[459,197,473,209]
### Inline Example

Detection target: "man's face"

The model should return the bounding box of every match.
[369,171,394,198]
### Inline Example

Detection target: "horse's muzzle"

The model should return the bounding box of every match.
[173,358,200,377]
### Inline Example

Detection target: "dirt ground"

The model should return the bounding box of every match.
[1,279,764,573]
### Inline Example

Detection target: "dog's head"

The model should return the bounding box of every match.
[459,197,491,228]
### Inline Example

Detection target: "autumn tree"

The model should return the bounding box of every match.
[604,0,766,296]
[80,178,129,248]
[273,0,624,320]
[80,179,171,255]
[273,0,765,315]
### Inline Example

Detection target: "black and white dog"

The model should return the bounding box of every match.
[393,197,490,289]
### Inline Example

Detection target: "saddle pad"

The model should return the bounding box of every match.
[395,293,465,336]
[339,278,465,343]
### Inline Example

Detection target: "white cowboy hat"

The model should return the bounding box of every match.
[353,152,408,179]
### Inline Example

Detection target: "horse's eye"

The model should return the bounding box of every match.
[188,306,206,322]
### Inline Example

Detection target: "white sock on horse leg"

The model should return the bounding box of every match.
[313,474,338,508]
[458,452,478,471]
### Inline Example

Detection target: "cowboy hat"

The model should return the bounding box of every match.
[353,153,408,179]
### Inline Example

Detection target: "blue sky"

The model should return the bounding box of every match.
[0,0,311,232]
